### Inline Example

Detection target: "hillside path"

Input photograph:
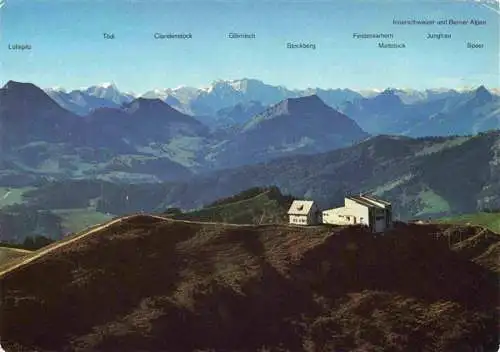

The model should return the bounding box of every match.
[0,213,320,278]
[0,215,136,278]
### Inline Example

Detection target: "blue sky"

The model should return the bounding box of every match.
[1,0,498,93]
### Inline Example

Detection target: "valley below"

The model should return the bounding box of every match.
[2,130,500,244]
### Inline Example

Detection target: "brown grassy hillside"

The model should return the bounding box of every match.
[0,247,31,267]
[0,216,498,352]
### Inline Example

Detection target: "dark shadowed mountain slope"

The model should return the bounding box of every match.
[0,203,64,243]
[0,215,497,351]
[209,95,369,169]
[0,81,80,148]
[78,98,211,168]
[21,180,176,216]
[160,130,500,219]
[1,82,210,180]
[1,81,208,151]
[212,100,267,127]
[83,98,209,144]
[121,98,200,123]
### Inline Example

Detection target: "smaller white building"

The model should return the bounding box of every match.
[288,200,321,225]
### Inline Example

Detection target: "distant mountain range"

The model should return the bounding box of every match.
[357,87,466,102]
[45,82,135,116]
[343,86,500,136]
[141,79,365,117]
[46,79,366,119]
[44,79,500,134]
[0,81,368,183]
[0,79,497,187]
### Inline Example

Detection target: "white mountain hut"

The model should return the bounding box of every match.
[287,200,321,225]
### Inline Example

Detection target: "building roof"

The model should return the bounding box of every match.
[346,195,376,208]
[361,194,391,206]
[346,194,391,208]
[287,200,316,215]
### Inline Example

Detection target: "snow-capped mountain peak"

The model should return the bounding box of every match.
[98,82,116,89]
[202,78,261,93]
[84,82,119,93]
[356,88,383,97]
[83,83,134,104]
[45,86,67,93]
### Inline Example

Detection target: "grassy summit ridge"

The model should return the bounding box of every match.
[0,216,497,351]
[169,186,295,224]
